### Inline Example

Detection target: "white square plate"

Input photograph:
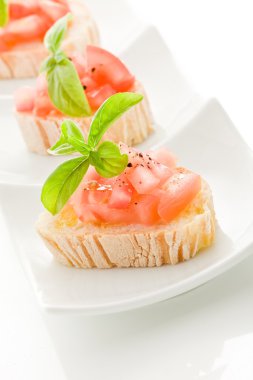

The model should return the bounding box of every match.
[0,26,253,315]
[1,97,253,315]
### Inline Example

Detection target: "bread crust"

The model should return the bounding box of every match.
[0,1,99,79]
[16,81,154,154]
[36,180,216,268]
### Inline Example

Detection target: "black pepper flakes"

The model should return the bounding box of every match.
[139,153,143,158]
[127,162,133,167]
[83,85,87,90]
[91,67,96,72]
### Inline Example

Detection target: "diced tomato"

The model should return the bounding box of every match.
[0,37,8,52]
[127,165,160,194]
[108,183,132,209]
[68,52,87,78]
[39,1,69,22]
[81,75,97,92]
[9,1,39,20]
[36,74,48,96]
[1,15,51,47]
[86,84,116,111]
[158,168,201,222]
[14,86,35,112]
[151,163,173,186]
[132,194,160,225]
[34,94,58,116]
[87,46,135,92]
[71,147,201,226]
[88,184,112,205]
[147,148,177,168]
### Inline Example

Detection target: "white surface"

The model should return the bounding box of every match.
[1,0,253,379]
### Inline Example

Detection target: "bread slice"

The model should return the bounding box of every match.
[16,81,154,154]
[0,1,99,79]
[36,180,215,269]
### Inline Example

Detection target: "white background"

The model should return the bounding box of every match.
[1,1,253,379]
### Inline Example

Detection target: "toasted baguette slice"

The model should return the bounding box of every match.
[36,180,215,269]
[0,1,99,79]
[16,81,153,154]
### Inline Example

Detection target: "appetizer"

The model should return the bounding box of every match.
[0,0,99,78]
[37,92,215,268]
[15,14,153,154]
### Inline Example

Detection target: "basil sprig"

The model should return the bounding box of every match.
[41,92,143,215]
[40,13,91,117]
[0,0,8,27]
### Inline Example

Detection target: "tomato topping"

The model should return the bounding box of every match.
[14,86,35,112]
[0,0,70,52]
[70,147,202,226]
[87,46,135,92]
[0,15,51,48]
[14,44,135,114]
[39,1,69,22]
[86,85,116,111]
[108,182,133,209]
[9,1,39,19]
[158,168,201,223]
[127,165,160,194]
[147,148,177,168]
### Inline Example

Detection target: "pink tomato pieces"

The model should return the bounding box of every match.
[1,15,51,47]
[126,165,160,194]
[68,52,87,79]
[70,147,202,226]
[1,0,69,51]
[108,182,133,209]
[147,148,177,168]
[39,0,69,23]
[87,46,135,92]
[158,168,201,223]
[14,86,35,112]
[9,1,39,20]
[86,84,116,111]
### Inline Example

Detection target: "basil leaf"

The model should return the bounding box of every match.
[47,57,91,117]
[41,156,89,215]
[88,92,143,148]
[49,120,90,155]
[0,0,8,27]
[48,140,76,156]
[40,56,56,73]
[44,13,72,54]
[91,141,128,178]
[61,119,84,142]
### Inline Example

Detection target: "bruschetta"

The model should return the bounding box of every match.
[36,93,215,269]
[0,0,99,78]
[15,46,153,154]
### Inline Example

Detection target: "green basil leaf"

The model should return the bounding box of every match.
[91,141,128,178]
[61,119,84,141]
[44,13,72,54]
[47,57,91,117]
[48,142,76,156]
[88,92,143,148]
[40,56,56,73]
[0,0,8,27]
[41,156,89,215]
[49,120,91,155]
